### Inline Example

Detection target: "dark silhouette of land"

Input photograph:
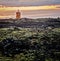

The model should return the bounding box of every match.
[0,18,60,28]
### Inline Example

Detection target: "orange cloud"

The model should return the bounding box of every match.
[0,5,60,11]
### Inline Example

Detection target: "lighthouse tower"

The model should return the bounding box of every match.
[16,10,21,19]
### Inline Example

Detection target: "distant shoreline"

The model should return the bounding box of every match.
[0,18,60,28]
[0,17,60,20]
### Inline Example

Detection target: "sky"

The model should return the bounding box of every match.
[0,0,60,19]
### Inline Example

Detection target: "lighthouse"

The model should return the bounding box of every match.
[16,10,21,19]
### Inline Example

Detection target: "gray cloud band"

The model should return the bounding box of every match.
[0,0,60,6]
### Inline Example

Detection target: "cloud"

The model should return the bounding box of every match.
[0,5,59,11]
[0,0,60,18]
[0,4,60,19]
[0,0,60,6]
[56,5,60,8]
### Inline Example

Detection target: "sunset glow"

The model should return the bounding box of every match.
[0,4,60,19]
[0,0,60,18]
[0,5,60,11]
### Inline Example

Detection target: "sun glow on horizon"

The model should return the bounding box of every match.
[0,5,60,19]
[0,5,60,11]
